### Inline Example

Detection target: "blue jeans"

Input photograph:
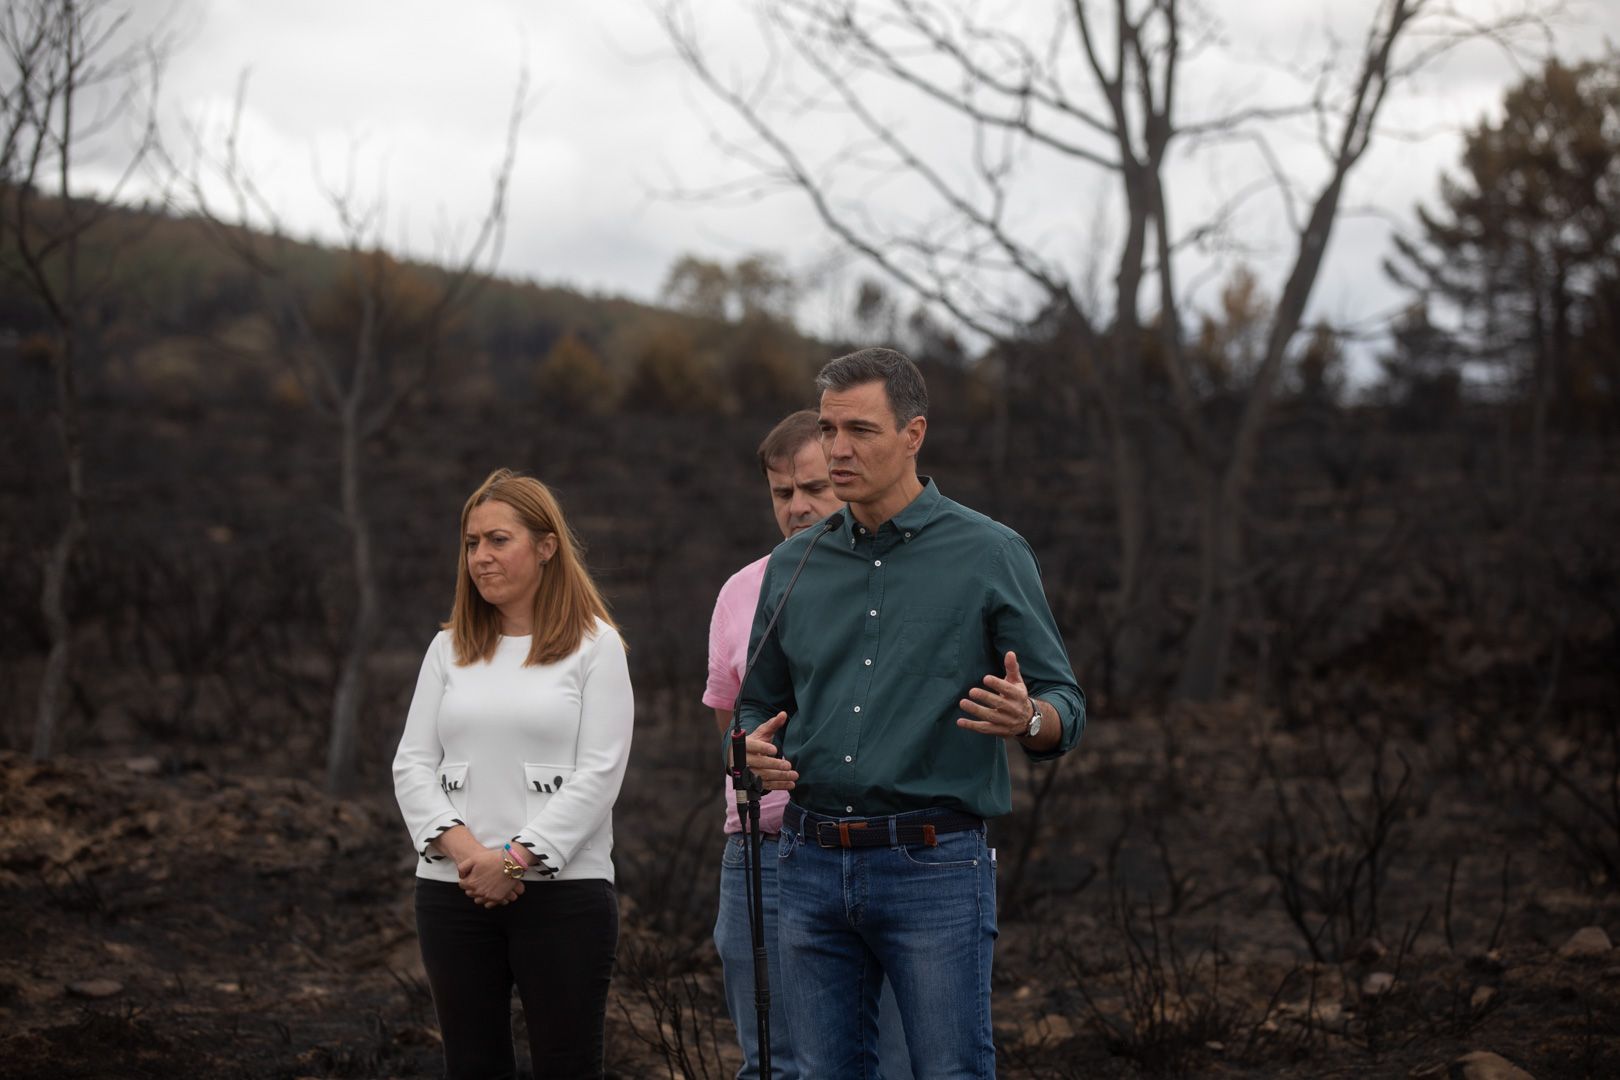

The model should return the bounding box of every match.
[717,835,915,1080]
[776,806,997,1079]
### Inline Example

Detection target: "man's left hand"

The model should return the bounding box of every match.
[957,651,1039,740]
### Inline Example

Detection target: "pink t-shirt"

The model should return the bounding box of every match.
[704,555,790,835]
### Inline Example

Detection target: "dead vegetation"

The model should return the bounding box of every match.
[1,399,1617,1076]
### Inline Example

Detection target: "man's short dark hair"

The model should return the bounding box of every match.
[756,409,821,476]
[815,347,928,428]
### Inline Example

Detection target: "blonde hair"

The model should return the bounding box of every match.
[444,468,618,666]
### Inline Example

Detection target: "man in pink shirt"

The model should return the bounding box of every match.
[706,410,912,1079]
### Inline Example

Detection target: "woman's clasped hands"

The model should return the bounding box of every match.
[457,847,525,908]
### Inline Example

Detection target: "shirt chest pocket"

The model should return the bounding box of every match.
[894,606,964,680]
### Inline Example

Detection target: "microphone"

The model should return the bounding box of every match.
[728,511,844,791]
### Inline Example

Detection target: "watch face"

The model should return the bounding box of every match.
[1028,711,1042,737]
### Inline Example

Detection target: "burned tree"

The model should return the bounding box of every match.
[176,71,528,792]
[656,0,1555,697]
[1387,52,1620,493]
[1,0,165,758]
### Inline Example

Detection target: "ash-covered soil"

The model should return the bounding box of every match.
[3,694,1616,1078]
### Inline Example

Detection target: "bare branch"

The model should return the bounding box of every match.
[655,0,1043,339]
[799,0,1122,167]
[775,8,1073,303]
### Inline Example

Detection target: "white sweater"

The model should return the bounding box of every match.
[392,621,634,884]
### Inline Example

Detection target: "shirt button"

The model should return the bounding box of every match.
[853,706,861,713]
[874,559,882,567]
[844,755,853,763]
[869,609,877,617]
[904,532,911,539]
[864,658,872,666]
[845,805,854,813]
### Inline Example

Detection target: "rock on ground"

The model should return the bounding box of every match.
[1450,1049,1535,1079]
[1363,971,1397,997]
[1557,926,1612,959]
[66,979,123,999]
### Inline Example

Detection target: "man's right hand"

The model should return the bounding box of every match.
[745,712,797,791]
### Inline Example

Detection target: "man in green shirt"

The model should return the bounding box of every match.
[737,347,1084,1077]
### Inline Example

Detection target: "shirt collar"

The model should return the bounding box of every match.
[844,476,943,545]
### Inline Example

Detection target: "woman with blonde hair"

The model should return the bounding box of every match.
[394,467,633,1079]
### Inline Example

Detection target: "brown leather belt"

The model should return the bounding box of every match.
[784,804,983,849]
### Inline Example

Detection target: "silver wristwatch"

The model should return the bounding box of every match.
[1020,703,1042,739]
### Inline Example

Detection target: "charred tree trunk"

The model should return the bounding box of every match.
[325,408,379,794]
[32,329,84,759]
[1098,386,1155,694]
[30,8,83,758]
[1175,465,1244,700]
[1168,0,1389,696]
[323,281,382,795]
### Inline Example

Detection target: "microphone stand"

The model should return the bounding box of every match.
[726,512,842,1080]
[727,726,772,1077]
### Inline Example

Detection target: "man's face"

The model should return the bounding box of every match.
[767,439,843,539]
[818,380,924,510]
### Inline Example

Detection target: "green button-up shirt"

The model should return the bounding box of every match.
[736,478,1084,820]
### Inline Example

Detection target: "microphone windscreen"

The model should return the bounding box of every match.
[822,511,844,533]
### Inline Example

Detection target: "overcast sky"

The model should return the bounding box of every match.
[80,0,1620,367]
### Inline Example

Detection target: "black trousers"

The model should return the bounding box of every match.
[414,877,618,1080]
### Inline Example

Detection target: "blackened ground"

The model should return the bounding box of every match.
[3,691,1617,1080]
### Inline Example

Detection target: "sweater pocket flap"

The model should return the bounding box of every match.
[438,762,469,795]
[523,762,574,796]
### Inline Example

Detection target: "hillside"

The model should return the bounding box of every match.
[0,196,835,419]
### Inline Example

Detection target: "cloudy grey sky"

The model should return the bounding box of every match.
[85,0,1620,361]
